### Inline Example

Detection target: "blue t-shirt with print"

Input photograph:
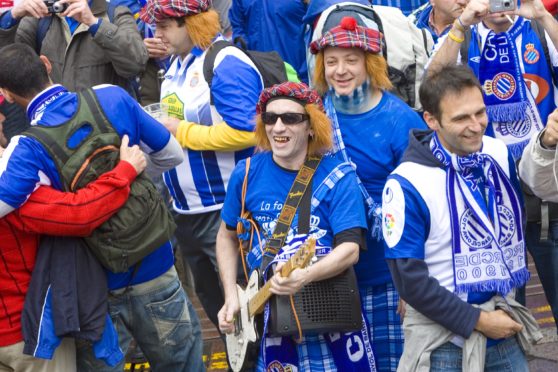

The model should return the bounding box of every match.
[221,152,367,270]
[336,91,426,286]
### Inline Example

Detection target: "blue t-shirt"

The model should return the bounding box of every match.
[336,91,426,286]
[221,152,367,269]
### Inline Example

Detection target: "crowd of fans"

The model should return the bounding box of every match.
[1,0,558,371]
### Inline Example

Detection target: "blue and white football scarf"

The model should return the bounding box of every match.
[325,93,383,241]
[259,236,377,372]
[430,133,529,295]
[467,18,554,159]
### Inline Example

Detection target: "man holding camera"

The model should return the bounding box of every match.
[429,0,558,331]
[0,0,147,94]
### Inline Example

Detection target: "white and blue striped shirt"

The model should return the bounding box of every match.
[160,37,263,214]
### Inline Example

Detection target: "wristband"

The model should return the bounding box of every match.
[456,16,467,32]
[448,30,465,44]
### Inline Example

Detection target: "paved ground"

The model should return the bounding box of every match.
[525,256,558,371]
[125,253,557,371]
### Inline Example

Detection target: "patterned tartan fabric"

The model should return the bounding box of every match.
[310,16,382,55]
[139,0,210,23]
[256,334,338,371]
[256,82,324,114]
[360,282,404,372]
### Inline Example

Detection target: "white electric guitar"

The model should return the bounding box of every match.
[226,238,316,372]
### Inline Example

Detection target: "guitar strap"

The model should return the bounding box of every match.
[260,156,322,273]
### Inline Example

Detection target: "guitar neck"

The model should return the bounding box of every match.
[247,260,296,317]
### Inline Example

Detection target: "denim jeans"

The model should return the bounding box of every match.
[525,221,558,330]
[76,266,204,372]
[430,337,528,372]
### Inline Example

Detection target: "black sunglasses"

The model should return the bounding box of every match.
[261,112,309,125]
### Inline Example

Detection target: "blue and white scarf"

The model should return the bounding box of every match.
[467,18,555,159]
[324,93,383,241]
[430,134,529,295]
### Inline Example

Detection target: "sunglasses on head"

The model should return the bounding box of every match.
[261,112,309,125]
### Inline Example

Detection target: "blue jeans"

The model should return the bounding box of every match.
[430,337,528,372]
[76,267,204,372]
[525,221,558,330]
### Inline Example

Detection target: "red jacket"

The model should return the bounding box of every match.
[0,161,137,346]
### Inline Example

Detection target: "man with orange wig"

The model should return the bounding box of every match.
[139,0,263,330]
[217,82,377,371]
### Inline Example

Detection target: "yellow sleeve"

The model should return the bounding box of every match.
[175,121,256,151]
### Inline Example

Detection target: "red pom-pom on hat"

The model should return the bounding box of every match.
[340,16,358,31]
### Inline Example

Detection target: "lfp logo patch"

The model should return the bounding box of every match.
[524,43,540,65]
[383,213,396,237]
[382,179,405,248]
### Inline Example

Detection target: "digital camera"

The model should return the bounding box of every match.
[489,0,516,13]
[43,0,68,14]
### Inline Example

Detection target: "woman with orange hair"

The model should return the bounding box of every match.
[217,82,377,371]
[310,16,427,372]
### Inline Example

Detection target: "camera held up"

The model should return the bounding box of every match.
[43,0,68,13]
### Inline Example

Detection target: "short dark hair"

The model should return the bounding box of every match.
[0,44,50,98]
[420,65,482,121]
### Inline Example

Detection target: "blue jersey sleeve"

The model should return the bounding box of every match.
[93,85,171,153]
[221,159,247,227]
[0,10,18,29]
[0,136,59,209]
[382,175,430,259]
[211,54,263,132]
[325,170,367,235]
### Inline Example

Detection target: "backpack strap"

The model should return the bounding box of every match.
[80,89,114,134]
[460,27,472,66]
[35,16,52,54]
[202,40,236,105]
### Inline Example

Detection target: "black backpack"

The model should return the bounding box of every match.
[202,40,300,104]
[23,89,176,273]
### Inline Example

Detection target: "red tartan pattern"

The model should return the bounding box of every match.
[139,0,210,23]
[257,82,324,114]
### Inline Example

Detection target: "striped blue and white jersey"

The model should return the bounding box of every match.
[160,36,262,214]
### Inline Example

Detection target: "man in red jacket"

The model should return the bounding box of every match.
[0,136,145,372]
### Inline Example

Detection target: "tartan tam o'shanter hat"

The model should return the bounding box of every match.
[256,82,324,114]
[310,16,382,55]
[139,0,210,23]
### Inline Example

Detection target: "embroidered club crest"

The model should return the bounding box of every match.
[460,209,493,250]
[495,116,532,138]
[523,43,540,65]
[484,72,516,100]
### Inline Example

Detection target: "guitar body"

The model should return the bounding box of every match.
[226,270,261,372]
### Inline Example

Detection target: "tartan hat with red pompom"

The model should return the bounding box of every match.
[310,16,382,55]
[139,0,211,23]
[256,82,324,114]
